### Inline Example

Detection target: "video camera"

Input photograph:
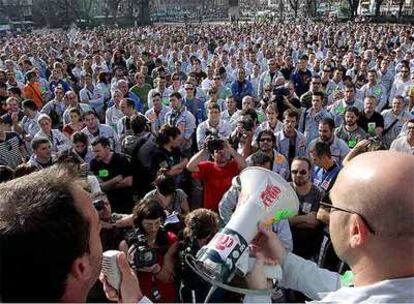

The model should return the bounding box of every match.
[205,128,225,153]
[125,229,157,269]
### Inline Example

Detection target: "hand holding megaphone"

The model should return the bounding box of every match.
[193,167,299,287]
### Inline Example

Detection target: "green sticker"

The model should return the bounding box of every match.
[273,209,296,222]
[335,104,345,114]
[340,271,354,287]
[162,97,170,106]
[373,86,382,96]
[347,138,357,148]
[98,169,109,178]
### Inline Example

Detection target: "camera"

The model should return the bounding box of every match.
[205,128,225,153]
[93,200,105,211]
[273,86,289,97]
[125,229,157,269]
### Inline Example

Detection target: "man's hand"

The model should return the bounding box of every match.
[100,249,143,303]
[139,263,161,274]
[253,223,288,265]
[245,252,268,289]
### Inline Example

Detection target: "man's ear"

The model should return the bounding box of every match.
[349,214,369,249]
[70,255,92,281]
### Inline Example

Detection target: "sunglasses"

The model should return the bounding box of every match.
[291,169,307,175]
[319,202,376,235]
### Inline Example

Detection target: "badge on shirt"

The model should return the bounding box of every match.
[275,154,285,164]
[98,169,109,178]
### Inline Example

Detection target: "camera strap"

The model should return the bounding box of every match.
[382,118,398,137]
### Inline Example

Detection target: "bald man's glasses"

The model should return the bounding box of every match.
[319,202,376,235]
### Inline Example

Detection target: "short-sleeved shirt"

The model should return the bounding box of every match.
[0,132,23,169]
[192,160,240,211]
[358,111,385,136]
[335,126,368,149]
[90,152,133,213]
[290,183,325,259]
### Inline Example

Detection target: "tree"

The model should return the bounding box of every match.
[374,0,386,16]
[398,0,404,18]
[347,0,360,19]
[288,0,301,18]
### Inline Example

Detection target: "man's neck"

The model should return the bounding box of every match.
[36,155,51,164]
[284,129,296,138]
[345,124,358,132]
[294,181,312,196]
[364,110,374,118]
[102,152,113,164]
[351,245,414,287]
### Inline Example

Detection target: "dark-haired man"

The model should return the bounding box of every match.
[310,141,343,273]
[90,137,133,213]
[0,166,144,302]
[335,106,367,149]
[164,92,196,155]
[308,118,349,164]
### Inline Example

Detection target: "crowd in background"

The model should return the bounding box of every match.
[0,21,413,303]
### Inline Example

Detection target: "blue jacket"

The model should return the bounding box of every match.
[184,97,206,125]
[231,79,253,107]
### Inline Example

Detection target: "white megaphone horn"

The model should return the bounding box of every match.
[186,167,299,296]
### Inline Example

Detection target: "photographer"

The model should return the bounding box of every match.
[229,108,258,157]
[176,209,220,303]
[196,102,231,151]
[130,200,178,303]
[187,136,246,212]
[143,171,190,217]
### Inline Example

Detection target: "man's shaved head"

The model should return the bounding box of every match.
[331,151,414,238]
[329,151,414,284]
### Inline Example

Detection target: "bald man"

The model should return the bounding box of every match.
[246,151,414,302]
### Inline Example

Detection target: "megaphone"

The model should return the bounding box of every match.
[189,167,299,292]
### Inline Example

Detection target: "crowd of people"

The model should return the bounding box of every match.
[0,20,413,303]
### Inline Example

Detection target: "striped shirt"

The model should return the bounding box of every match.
[0,132,24,169]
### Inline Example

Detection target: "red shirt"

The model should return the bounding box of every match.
[137,231,177,303]
[192,160,240,211]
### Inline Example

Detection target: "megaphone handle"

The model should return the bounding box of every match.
[247,257,283,280]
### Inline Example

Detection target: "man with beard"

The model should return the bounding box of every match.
[0,166,144,303]
[358,96,384,137]
[187,138,246,212]
[308,118,350,164]
[247,130,290,180]
[335,106,367,149]
[289,157,324,260]
[286,157,324,302]
[275,109,307,165]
